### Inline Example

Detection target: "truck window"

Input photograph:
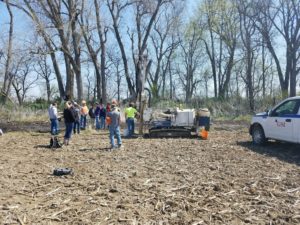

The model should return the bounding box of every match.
[271,100,299,117]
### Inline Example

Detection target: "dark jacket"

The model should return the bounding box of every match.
[100,107,106,117]
[94,106,101,116]
[64,108,76,123]
[89,107,95,118]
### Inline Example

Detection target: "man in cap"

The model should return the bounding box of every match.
[106,99,123,149]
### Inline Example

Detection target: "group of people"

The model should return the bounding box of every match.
[48,99,139,149]
[88,102,111,130]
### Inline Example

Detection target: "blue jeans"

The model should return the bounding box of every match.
[80,115,87,129]
[73,121,80,134]
[64,122,73,139]
[100,116,105,129]
[95,116,100,130]
[50,118,59,135]
[109,126,122,148]
[126,118,135,137]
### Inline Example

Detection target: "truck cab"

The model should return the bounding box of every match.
[250,96,300,144]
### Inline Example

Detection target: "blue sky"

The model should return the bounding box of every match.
[0,0,200,39]
[0,0,201,99]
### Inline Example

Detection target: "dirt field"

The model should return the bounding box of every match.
[0,122,299,225]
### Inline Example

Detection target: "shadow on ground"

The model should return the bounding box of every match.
[238,141,300,166]
[79,147,111,152]
[34,144,51,149]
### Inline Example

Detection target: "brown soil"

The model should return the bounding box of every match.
[0,122,299,225]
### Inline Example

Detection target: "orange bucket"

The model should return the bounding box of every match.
[106,116,111,125]
[201,129,208,140]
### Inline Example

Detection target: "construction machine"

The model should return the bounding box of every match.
[145,108,210,138]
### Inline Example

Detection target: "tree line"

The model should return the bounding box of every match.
[0,0,299,112]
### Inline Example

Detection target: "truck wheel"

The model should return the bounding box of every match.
[252,125,266,145]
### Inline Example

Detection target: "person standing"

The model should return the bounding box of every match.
[88,103,96,128]
[99,103,106,129]
[125,102,138,137]
[106,103,111,112]
[72,102,81,134]
[48,102,59,135]
[80,100,89,130]
[107,101,122,149]
[105,103,111,129]
[63,101,76,145]
[94,102,101,130]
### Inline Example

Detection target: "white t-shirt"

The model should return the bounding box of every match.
[48,105,58,119]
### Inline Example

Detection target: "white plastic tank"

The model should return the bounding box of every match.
[143,108,153,122]
[172,108,195,126]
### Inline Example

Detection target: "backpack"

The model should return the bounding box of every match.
[53,168,73,176]
[50,136,63,148]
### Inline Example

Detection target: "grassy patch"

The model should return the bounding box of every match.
[0,106,48,122]
[214,114,252,123]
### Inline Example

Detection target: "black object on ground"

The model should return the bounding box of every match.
[53,168,73,176]
[50,136,63,148]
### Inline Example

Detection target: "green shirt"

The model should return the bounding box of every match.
[125,107,137,118]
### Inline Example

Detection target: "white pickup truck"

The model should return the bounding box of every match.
[249,96,300,144]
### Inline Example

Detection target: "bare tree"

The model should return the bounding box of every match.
[107,0,135,96]
[199,0,218,97]
[95,0,109,104]
[80,0,110,103]
[11,56,38,105]
[85,63,96,102]
[198,0,239,99]
[5,0,67,100]
[133,1,167,102]
[177,23,202,103]
[148,4,182,99]
[34,53,54,103]
[252,0,300,97]
[237,0,258,111]
[20,0,83,100]
[1,1,14,104]
[108,50,124,103]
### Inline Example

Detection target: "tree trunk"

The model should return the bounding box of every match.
[219,44,236,99]
[100,42,107,104]
[262,44,266,97]
[169,62,173,99]
[68,0,82,101]
[95,0,107,103]
[64,56,74,100]
[11,79,22,105]
[49,51,65,99]
[45,76,51,102]
[1,2,14,104]
[107,1,135,97]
